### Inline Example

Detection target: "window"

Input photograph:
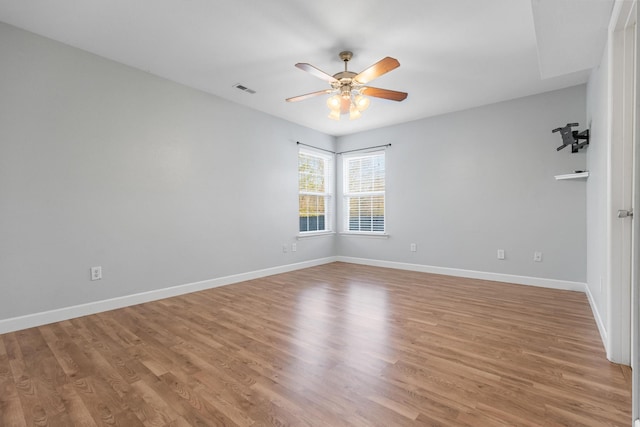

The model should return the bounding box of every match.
[298,148,333,233]
[343,151,385,233]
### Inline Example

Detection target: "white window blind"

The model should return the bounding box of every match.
[298,148,333,233]
[343,151,385,233]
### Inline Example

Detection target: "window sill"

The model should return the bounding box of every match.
[339,232,389,239]
[297,231,335,239]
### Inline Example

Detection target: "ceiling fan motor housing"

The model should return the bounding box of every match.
[334,51,358,93]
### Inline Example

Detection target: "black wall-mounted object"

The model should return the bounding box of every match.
[552,123,590,153]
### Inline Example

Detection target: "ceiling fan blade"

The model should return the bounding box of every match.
[360,86,408,101]
[286,89,333,102]
[295,63,338,83]
[354,57,400,84]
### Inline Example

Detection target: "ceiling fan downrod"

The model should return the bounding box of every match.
[339,51,353,71]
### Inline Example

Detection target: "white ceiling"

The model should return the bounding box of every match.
[0,0,613,136]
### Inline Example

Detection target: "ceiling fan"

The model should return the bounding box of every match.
[286,51,408,121]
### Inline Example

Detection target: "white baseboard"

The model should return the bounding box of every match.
[0,256,592,336]
[0,257,338,334]
[584,282,608,351]
[335,256,587,292]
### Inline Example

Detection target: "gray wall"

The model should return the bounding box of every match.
[0,23,335,320]
[0,22,590,324]
[585,44,609,334]
[336,86,587,282]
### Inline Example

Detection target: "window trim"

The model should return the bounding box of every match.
[342,150,386,234]
[298,147,334,235]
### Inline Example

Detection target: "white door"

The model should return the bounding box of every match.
[608,1,638,424]
[633,0,639,421]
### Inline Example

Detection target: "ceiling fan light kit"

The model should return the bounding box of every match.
[286,51,407,121]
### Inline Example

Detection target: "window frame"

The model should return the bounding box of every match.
[298,147,334,235]
[342,150,386,234]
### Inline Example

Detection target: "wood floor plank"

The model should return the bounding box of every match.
[127,378,181,427]
[0,382,28,427]
[159,371,240,426]
[56,383,98,427]
[0,262,631,425]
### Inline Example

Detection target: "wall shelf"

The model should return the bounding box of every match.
[554,172,589,180]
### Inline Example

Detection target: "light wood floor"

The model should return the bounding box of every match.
[0,262,631,426]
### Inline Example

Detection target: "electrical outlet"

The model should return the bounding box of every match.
[90,266,102,281]
[292,243,297,252]
[282,244,288,253]
[534,251,543,262]
[497,249,505,260]
[410,243,417,252]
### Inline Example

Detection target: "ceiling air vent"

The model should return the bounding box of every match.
[233,83,256,94]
